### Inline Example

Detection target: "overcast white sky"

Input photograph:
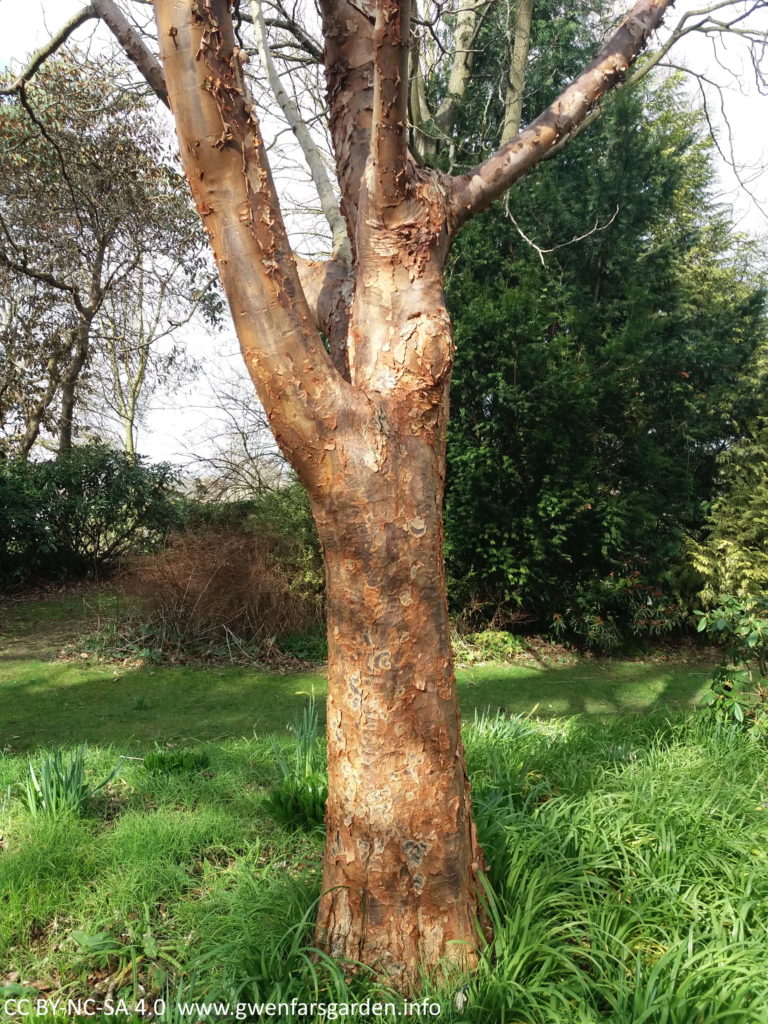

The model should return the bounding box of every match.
[1,0,766,462]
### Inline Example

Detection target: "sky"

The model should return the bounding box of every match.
[1,0,766,463]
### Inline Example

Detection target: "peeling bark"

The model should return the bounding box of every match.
[451,0,675,223]
[314,439,486,980]
[154,0,344,477]
[317,0,377,251]
[139,0,681,989]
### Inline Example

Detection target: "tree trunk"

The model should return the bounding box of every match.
[147,0,673,989]
[308,208,487,981]
[58,319,91,457]
[313,436,487,983]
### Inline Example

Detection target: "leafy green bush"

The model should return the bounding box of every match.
[20,743,123,818]
[453,629,526,664]
[263,697,327,831]
[278,629,328,662]
[0,444,180,586]
[550,572,688,652]
[695,595,768,737]
[689,420,768,604]
[445,77,766,645]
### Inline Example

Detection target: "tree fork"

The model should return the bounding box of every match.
[141,0,681,989]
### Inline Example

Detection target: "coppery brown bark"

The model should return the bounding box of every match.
[314,442,485,978]
[143,0,677,988]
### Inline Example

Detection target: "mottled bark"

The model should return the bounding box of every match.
[308,164,485,980]
[142,0,679,989]
[154,0,342,476]
[314,439,485,979]
[317,0,376,251]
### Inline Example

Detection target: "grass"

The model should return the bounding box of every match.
[1,591,711,751]
[4,590,761,1022]
[0,715,767,1022]
[0,655,712,753]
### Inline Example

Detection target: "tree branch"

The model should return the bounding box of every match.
[0,6,97,97]
[450,0,675,226]
[434,0,489,136]
[295,256,354,379]
[0,1,170,109]
[371,0,413,208]
[152,0,344,467]
[92,0,169,107]
[249,0,351,261]
[317,0,377,250]
[0,250,87,316]
[236,6,325,61]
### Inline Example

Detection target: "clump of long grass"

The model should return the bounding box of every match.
[21,743,123,818]
[262,696,327,830]
[3,714,768,1022]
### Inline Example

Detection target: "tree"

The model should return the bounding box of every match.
[444,77,768,646]
[87,256,216,457]
[10,0,768,987]
[0,52,208,458]
[689,336,768,603]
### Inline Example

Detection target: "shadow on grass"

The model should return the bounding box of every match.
[457,658,711,721]
[0,650,713,753]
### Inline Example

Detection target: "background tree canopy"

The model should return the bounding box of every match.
[444,75,767,647]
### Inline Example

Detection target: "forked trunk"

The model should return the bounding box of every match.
[311,394,486,983]
[149,0,673,990]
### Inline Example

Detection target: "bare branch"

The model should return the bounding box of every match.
[504,198,621,265]
[0,250,87,317]
[371,0,413,208]
[0,1,169,108]
[249,0,351,261]
[92,0,169,107]
[237,7,324,61]
[450,0,675,226]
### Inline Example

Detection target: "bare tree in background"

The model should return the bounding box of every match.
[6,0,767,987]
[0,50,210,458]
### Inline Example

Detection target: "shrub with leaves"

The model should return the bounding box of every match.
[21,743,123,818]
[689,420,768,604]
[695,596,768,737]
[550,572,687,652]
[453,629,527,665]
[0,444,180,586]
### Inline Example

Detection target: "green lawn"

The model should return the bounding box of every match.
[5,593,763,1024]
[0,591,713,752]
